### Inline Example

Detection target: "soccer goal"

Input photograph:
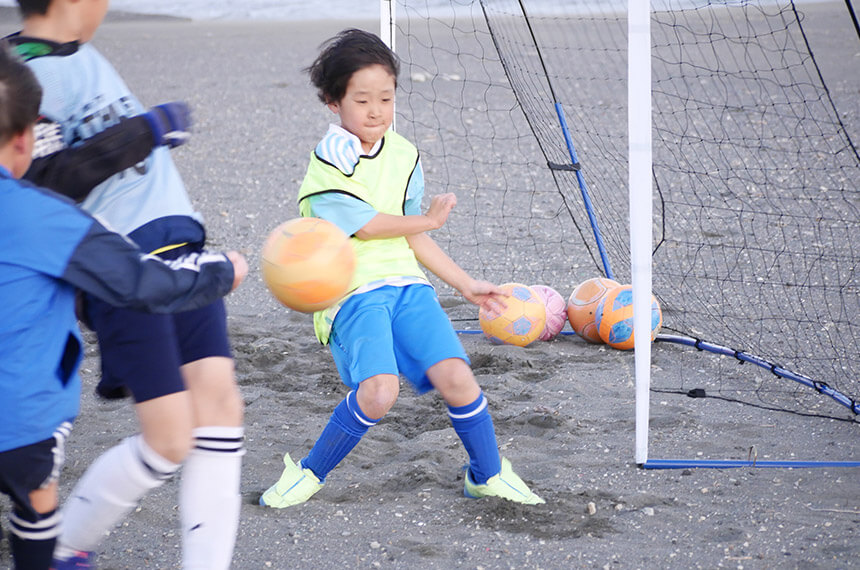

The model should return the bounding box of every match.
[383,0,859,467]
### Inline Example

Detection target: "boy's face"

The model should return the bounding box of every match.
[328,64,395,154]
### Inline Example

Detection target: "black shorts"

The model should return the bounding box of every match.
[85,295,232,403]
[0,423,70,520]
[83,241,233,403]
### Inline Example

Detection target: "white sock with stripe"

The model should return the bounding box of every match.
[180,426,245,570]
[56,434,179,557]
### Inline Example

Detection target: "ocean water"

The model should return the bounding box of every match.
[105,0,379,20]
[0,0,471,21]
[0,0,571,21]
[0,0,833,22]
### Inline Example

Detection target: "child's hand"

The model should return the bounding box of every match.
[425,193,457,229]
[143,102,192,148]
[462,279,508,314]
[225,251,248,292]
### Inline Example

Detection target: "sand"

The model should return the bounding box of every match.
[1,5,858,569]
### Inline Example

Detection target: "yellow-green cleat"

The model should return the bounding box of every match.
[463,457,545,505]
[259,453,323,508]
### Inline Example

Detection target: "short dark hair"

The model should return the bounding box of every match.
[16,0,52,18]
[0,43,42,146]
[305,28,400,104]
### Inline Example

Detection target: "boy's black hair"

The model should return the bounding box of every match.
[306,28,400,104]
[0,43,42,145]
[16,0,51,18]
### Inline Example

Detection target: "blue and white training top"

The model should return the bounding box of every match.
[0,166,235,452]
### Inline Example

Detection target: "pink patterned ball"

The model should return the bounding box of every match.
[531,285,568,341]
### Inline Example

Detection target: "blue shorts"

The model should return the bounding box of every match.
[328,284,469,394]
[84,244,232,403]
[0,423,70,521]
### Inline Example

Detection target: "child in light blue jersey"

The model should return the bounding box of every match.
[9,1,247,567]
[260,28,544,509]
[0,44,246,570]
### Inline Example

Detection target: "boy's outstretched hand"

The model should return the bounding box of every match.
[425,193,457,230]
[462,278,508,315]
[225,251,248,292]
[143,101,192,148]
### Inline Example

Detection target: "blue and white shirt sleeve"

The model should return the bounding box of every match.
[309,125,379,235]
[315,124,362,176]
[63,217,235,313]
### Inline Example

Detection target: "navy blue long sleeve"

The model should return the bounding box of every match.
[1,169,234,453]
[63,219,234,314]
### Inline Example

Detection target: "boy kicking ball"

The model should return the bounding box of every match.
[10,0,247,567]
[260,28,544,509]
[0,45,245,570]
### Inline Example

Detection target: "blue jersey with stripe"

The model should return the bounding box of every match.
[0,167,235,452]
[0,172,88,452]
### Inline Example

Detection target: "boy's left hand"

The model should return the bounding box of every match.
[463,279,508,314]
[225,251,249,292]
[143,102,192,148]
[425,193,457,229]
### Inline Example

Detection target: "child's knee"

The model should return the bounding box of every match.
[203,383,245,425]
[432,357,472,377]
[356,375,400,419]
[141,427,194,463]
[190,376,245,426]
[183,356,244,424]
[430,358,480,398]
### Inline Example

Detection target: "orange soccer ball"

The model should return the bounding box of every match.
[567,277,620,343]
[478,283,546,347]
[595,284,663,350]
[261,217,355,313]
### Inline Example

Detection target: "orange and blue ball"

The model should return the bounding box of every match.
[595,284,662,350]
[478,283,546,347]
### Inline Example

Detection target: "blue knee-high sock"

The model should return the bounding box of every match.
[302,391,378,482]
[448,392,501,484]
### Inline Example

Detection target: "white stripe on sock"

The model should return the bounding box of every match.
[9,510,61,540]
[447,395,488,420]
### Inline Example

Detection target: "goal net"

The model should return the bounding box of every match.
[389,0,859,462]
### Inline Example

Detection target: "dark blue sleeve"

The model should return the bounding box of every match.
[25,115,155,202]
[62,220,234,314]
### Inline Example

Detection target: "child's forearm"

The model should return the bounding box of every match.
[354,193,456,240]
[406,232,472,293]
[354,212,441,240]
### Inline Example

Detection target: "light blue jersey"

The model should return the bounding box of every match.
[25,42,201,241]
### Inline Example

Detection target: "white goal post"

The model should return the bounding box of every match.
[628,0,654,466]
